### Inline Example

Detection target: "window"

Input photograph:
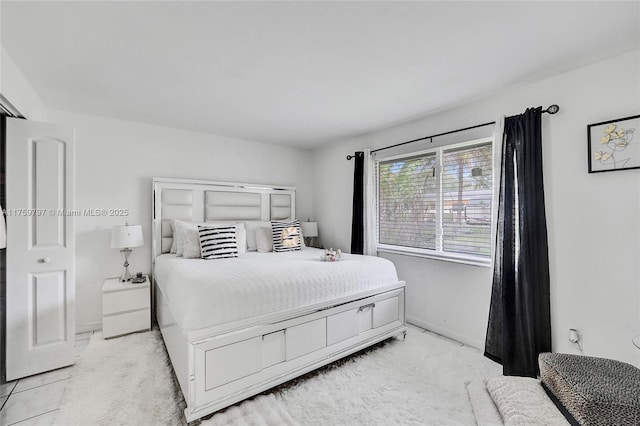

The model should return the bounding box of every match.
[377,138,493,265]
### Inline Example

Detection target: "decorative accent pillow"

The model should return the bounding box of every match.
[198,225,238,259]
[182,228,202,259]
[255,226,273,253]
[206,222,247,255]
[175,220,246,257]
[271,220,302,252]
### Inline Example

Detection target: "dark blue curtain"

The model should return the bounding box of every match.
[484,107,552,377]
[350,151,364,255]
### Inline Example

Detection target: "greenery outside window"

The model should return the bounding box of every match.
[377,138,493,266]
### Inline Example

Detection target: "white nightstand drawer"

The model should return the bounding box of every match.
[103,308,150,339]
[103,287,149,315]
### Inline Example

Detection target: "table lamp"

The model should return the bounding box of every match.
[111,222,144,282]
[301,221,318,248]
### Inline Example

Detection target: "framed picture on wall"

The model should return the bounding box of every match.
[588,114,640,173]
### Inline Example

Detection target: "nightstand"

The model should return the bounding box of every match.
[102,276,151,339]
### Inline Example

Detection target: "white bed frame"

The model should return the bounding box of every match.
[151,177,406,422]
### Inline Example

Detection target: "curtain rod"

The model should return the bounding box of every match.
[346,104,559,160]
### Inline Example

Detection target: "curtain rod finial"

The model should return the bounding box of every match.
[545,104,560,114]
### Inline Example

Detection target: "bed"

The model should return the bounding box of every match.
[151,178,406,422]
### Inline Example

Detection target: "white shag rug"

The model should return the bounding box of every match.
[56,327,500,425]
[54,330,185,426]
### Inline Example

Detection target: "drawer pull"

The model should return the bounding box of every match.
[39,258,51,263]
[358,303,376,312]
[262,329,286,340]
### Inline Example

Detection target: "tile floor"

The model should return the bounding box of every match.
[0,331,94,425]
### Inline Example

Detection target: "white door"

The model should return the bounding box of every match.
[5,118,75,380]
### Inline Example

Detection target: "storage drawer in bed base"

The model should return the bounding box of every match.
[189,287,406,418]
[191,321,404,421]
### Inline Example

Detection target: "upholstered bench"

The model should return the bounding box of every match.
[539,352,640,426]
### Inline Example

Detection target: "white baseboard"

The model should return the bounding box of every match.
[406,315,483,350]
[76,321,102,334]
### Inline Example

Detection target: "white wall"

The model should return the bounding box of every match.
[48,110,314,331]
[313,50,640,366]
[0,6,43,118]
[0,46,47,121]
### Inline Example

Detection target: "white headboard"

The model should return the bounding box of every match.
[152,178,296,260]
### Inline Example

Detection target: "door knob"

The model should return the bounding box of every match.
[39,258,51,263]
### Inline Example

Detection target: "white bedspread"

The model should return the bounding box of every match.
[154,248,400,331]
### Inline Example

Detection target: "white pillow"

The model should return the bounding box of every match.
[170,220,177,254]
[236,223,247,255]
[174,220,195,257]
[255,226,273,253]
[244,221,271,251]
[182,227,201,259]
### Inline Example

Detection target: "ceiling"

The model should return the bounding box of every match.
[2,1,639,149]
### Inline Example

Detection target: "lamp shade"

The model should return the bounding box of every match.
[301,221,318,238]
[111,224,144,249]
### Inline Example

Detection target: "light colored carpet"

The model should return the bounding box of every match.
[56,326,500,425]
[54,330,185,426]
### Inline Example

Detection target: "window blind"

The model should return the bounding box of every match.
[377,140,493,260]
[441,143,493,257]
[378,153,437,250]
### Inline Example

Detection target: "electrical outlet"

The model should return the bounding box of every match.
[569,328,580,343]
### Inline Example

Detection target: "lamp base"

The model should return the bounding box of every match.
[119,248,133,282]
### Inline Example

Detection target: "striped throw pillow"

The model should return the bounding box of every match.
[271,220,302,252]
[198,225,238,259]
